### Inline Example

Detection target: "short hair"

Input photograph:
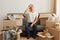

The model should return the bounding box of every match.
[28,4,34,7]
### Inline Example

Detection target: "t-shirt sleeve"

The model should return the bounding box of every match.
[35,12,38,17]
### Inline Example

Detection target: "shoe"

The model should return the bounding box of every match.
[27,36,30,39]
[32,36,36,39]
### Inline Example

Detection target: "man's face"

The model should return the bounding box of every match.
[29,4,34,11]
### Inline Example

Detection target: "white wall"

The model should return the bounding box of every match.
[56,0,60,18]
[0,0,54,27]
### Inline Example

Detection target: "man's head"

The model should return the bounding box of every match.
[28,4,34,12]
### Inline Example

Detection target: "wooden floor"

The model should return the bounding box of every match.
[20,37,37,40]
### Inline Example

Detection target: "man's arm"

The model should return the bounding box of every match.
[30,16,38,28]
[24,8,30,14]
[32,16,38,25]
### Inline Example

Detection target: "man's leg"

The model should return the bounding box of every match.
[25,23,31,39]
[32,23,37,39]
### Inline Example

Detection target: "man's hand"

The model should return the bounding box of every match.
[30,24,34,29]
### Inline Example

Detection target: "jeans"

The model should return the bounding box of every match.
[25,22,37,37]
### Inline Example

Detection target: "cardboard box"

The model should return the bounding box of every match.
[0,32,3,40]
[46,20,55,28]
[3,19,23,30]
[37,37,53,40]
[39,13,50,26]
[0,27,3,31]
[48,28,60,40]
[14,14,24,19]
[40,18,48,26]
[7,13,24,26]
[17,32,21,40]
[55,23,60,30]
[15,19,23,26]
[7,13,24,19]
[0,27,3,40]
[39,13,51,18]
[37,34,54,40]
[3,20,17,29]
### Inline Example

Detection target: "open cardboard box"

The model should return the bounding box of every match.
[3,13,24,30]
[37,32,54,40]
[14,14,24,19]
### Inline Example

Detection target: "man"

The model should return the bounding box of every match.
[24,4,38,39]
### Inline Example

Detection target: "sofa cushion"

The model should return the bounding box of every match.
[22,25,45,32]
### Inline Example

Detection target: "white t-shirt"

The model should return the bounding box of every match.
[27,11,38,22]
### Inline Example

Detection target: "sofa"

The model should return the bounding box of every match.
[4,13,53,32]
[3,13,46,32]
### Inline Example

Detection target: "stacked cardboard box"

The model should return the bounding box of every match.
[46,20,60,40]
[3,14,24,29]
[55,23,60,30]
[14,14,24,26]
[48,28,60,40]
[15,19,23,26]
[39,13,51,26]
[3,20,16,29]
[46,20,55,28]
